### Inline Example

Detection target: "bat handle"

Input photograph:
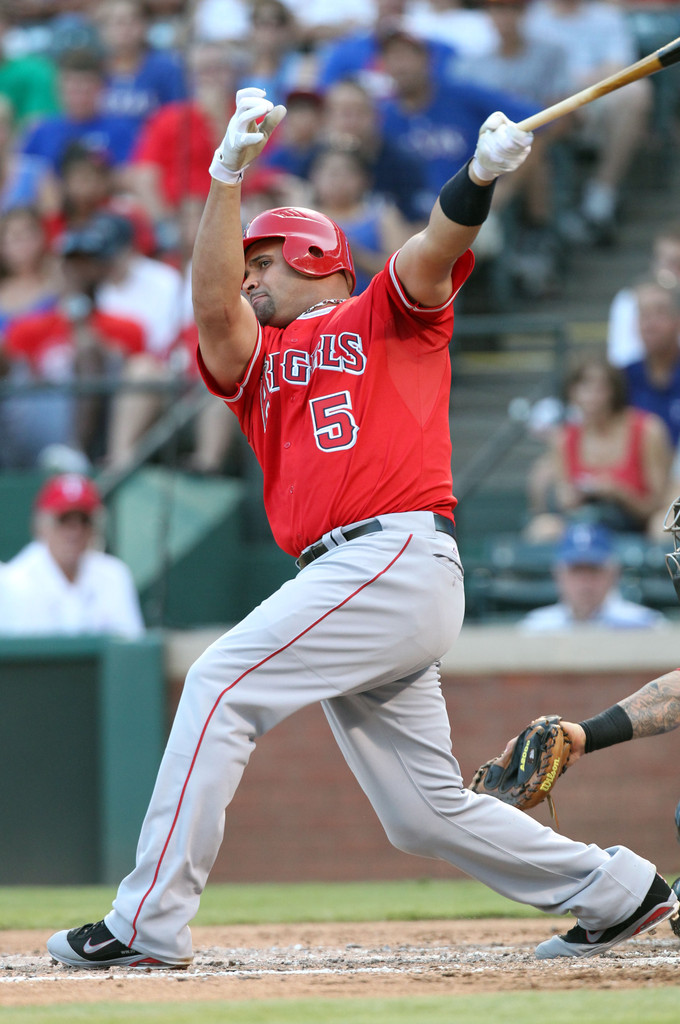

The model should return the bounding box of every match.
[518,92,592,133]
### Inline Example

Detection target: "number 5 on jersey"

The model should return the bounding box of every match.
[309,391,359,452]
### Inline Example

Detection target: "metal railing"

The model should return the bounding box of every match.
[0,312,573,505]
[0,374,211,498]
[449,313,570,503]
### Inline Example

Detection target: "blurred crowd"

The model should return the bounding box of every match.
[0,0,676,481]
[524,226,680,546]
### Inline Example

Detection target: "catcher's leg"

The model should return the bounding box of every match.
[322,671,655,929]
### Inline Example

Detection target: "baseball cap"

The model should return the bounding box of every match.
[241,167,289,198]
[556,523,615,566]
[35,474,102,516]
[59,213,134,260]
[285,88,324,109]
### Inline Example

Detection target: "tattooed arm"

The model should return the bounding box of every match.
[619,670,680,737]
[560,669,680,766]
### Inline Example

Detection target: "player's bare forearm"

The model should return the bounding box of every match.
[193,88,285,387]
[192,179,257,386]
[192,179,245,325]
[618,669,680,738]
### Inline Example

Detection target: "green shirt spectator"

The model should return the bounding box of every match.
[0,53,60,128]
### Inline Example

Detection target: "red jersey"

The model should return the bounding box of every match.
[131,101,225,209]
[199,250,473,556]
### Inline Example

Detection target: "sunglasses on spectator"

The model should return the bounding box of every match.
[56,511,93,527]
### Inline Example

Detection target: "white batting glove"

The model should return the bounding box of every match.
[471,112,533,182]
[209,87,287,185]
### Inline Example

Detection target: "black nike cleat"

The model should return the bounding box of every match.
[670,878,680,938]
[535,872,679,958]
[47,920,187,969]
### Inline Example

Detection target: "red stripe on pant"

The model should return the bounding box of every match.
[130,536,413,946]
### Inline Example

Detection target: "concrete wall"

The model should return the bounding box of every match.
[165,625,680,883]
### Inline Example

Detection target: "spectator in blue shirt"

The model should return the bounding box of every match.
[95,0,188,137]
[20,49,138,174]
[377,30,536,211]
[321,77,428,225]
[624,279,680,447]
[520,522,666,631]
[262,79,429,226]
[260,88,324,180]
[237,0,311,108]
[0,96,59,218]
[315,0,459,97]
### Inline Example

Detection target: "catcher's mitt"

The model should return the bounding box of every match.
[469,715,571,815]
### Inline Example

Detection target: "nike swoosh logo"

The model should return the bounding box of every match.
[585,930,604,943]
[83,937,117,954]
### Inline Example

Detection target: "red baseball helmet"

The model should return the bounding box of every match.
[243,207,356,292]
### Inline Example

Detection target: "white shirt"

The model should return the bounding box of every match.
[0,541,145,638]
[607,287,643,368]
[193,0,251,40]
[524,1,636,87]
[293,0,375,29]
[406,4,498,58]
[194,0,374,39]
[97,255,184,357]
[520,590,666,631]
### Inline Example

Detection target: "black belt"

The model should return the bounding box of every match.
[296,513,456,570]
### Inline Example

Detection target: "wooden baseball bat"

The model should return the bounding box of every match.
[518,36,680,132]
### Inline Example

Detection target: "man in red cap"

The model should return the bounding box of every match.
[0,473,144,637]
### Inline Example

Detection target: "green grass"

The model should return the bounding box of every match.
[0,879,549,931]
[5,870,680,931]
[2,991,680,1024]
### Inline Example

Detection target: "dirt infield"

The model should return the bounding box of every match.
[2,919,680,1006]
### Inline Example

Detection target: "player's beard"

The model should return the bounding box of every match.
[251,294,276,325]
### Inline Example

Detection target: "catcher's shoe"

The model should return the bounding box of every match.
[47,920,187,969]
[671,878,680,938]
[535,873,679,959]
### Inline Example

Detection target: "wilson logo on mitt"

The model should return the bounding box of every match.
[469,715,571,816]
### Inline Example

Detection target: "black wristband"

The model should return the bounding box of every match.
[579,704,633,753]
[438,162,496,227]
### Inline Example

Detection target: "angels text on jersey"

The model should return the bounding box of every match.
[259,330,367,451]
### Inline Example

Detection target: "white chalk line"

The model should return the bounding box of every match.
[2,947,680,985]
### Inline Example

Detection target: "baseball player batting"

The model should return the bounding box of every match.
[47,87,677,969]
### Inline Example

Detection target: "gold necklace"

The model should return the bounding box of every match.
[301,299,346,316]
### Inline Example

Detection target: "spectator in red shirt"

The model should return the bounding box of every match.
[1,213,145,467]
[109,195,239,475]
[126,41,237,252]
